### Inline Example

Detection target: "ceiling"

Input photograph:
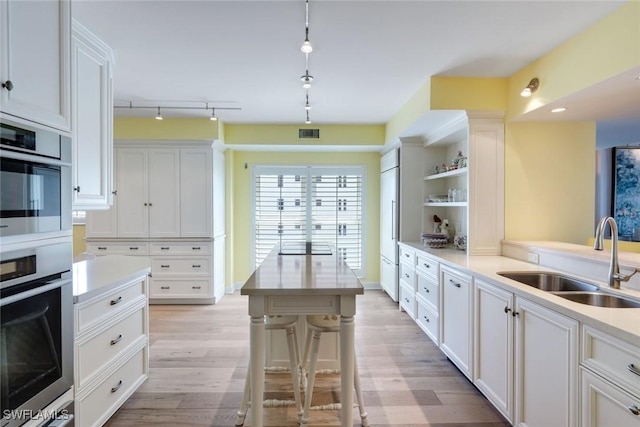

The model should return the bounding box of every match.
[73,0,636,128]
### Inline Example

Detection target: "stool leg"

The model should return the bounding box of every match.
[235,367,251,426]
[286,326,303,418]
[354,358,369,426]
[300,329,322,427]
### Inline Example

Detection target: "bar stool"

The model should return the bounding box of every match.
[300,314,369,427]
[235,315,303,426]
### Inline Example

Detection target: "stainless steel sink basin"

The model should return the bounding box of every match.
[497,271,600,292]
[552,292,640,309]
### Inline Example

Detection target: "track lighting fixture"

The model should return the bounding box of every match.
[520,78,539,97]
[301,0,313,53]
[301,72,313,89]
[115,102,241,120]
[305,110,311,124]
[304,94,311,110]
[299,0,316,123]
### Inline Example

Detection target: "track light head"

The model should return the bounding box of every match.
[155,106,163,120]
[520,78,539,97]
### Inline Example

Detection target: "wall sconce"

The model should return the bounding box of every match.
[520,78,539,97]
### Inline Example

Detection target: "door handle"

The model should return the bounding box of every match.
[391,200,396,240]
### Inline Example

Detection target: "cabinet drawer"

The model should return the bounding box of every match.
[151,257,210,275]
[76,347,146,427]
[86,242,150,256]
[150,242,211,255]
[581,367,640,426]
[417,299,439,345]
[75,279,146,335]
[399,281,416,319]
[582,325,640,395]
[399,246,416,265]
[442,267,472,292]
[416,272,439,312]
[76,307,145,388]
[399,262,415,288]
[416,252,439,281]
[150,279,211,298]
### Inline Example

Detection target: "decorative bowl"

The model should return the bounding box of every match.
[421,233,448,248]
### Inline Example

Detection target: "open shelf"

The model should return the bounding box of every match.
[424,167,467,181]
[424,202,467,207]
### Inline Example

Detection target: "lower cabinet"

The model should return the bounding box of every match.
[74,274,149,427]
[514,296,579,427]
[581,368,640,426]
[474,278,579,427]
[440,265,473,379]
[85,239,216,303]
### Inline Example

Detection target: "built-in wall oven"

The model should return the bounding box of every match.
[0,240,73,427]
[0,118,72,241]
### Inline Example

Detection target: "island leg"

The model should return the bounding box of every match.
[250,310,265,427]
[340,295,356,427]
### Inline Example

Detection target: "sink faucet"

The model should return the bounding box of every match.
[594,216,639,289]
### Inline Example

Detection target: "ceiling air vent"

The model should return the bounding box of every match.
[299,128,320,139]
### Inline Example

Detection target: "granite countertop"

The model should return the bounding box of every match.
[73,255,151,303]
[399,241,640,346]
[241,246,364,297]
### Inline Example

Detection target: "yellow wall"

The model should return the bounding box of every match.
[232,151,381,285]
[505,121,596,244]
[384,80,431,145]
[114,117,221,140]
[430,77,508,112]
[73,225,87,257]
[224,124,385,146]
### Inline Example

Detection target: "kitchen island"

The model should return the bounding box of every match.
[241,244,364,427]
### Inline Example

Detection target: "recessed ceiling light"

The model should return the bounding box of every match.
[551,107,567,113]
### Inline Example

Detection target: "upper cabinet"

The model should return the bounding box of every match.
[71,20,115,210]
[421,111,504,255]
[0,0,71,132]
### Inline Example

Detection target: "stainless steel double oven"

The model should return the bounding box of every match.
[1,117,74,427]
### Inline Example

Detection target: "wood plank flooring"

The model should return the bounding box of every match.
[104,290,510,426]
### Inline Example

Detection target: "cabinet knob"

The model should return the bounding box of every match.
[423,316,430,323]
[112,190,118,195]
[512,311,520,317]
[2,80,13,91]
[504,306,511,314]
[73,186,80,192]
[449,279,461,288]
[628,405,640,416]
[148,203,153,206]
[144,203,148,206]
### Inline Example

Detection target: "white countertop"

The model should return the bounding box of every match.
[400,241,640,346]
[73,255,151,303]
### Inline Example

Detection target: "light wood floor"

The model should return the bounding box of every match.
[104,290,510,426]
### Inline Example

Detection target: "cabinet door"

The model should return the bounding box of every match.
[514,297,578,427]
[440,266,473,379]
[180,148,212,238]
[581,368,640,427]
[71,22,113,209]
[85,202,117,238]
[0,0,71,131]
[148,149,180,238]
[380,255,398,302]
[116,148,148,238]
[380,167,398,263]
[474,279,513,423]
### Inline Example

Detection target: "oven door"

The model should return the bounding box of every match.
[0,152,71,238]
[0,274,73,427]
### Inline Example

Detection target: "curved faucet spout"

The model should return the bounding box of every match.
[594,216,639,289]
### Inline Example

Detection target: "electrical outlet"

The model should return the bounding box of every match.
[527,253,539,264]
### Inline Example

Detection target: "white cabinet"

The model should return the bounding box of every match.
[180,147,213,238]
[398,244,416,318]
[421,111,504,254]
[71,20,114,210]
[0,0,71,131]
[514,296,579,427]
[74,273,149,427]
[473,279,514,422]
[440,265,473,379]
[415,251,440,345]
[580,325,640,426]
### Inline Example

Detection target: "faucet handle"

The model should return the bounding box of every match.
[613,268,639,283]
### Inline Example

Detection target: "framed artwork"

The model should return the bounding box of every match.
[613,147,640,240]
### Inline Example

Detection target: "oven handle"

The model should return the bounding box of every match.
[0,278,72,307]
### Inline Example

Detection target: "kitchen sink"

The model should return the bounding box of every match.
[497,271,600,292]
[552,292,640,309]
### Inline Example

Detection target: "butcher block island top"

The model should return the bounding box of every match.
[241,244,364,297]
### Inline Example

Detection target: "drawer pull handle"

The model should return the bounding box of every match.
[423,263,430,268]
[424,287,429,293]
[129,247,139,250]
[192,264,201,268]
[404,273,409,278]
[423,316,430,323]
[110,334,123,346]
[111,380,123,393]
[404,253,409,258]
[504,306,512,314]
[160,286,170,290]
[192,247,201,250]
[160,247,170,250]
[110,296,122,306]
[192,286,202,290]
[628,405,640,416]
[98,247,107,250]
[512,311,520,317]
[161,265,170,268]
[404,298,409,303]
[628,364,640,377]
[449,279,461,288]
